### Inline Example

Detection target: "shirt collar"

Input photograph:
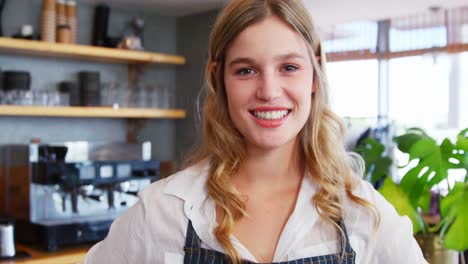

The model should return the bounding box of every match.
[163,160,225,252]
[163,160,210,208]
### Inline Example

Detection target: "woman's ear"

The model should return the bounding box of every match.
[312,69,317,94]
[311,55,321,94]
[210,62,217,75]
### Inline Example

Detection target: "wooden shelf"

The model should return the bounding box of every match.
[0,37,186,65]
[0,243,90,264]
[0,105,186,119]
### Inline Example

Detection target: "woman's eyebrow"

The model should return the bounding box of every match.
[227,52,306,67]
[273,52,306,61]
[227,57,255,68]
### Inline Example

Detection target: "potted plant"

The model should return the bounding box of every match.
[355,127,468,264]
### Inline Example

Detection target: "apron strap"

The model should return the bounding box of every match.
[339,219,354,254]
[184,220,202,249]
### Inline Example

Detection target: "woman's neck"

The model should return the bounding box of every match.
[233,138,304,194]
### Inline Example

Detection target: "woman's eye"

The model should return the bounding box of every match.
[283,64,299,72]
[236,68,255,75]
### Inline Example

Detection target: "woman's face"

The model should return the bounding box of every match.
[224,15,314,151]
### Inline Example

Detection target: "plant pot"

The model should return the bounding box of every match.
[415,233,459,264]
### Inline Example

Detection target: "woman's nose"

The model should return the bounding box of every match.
[256,72,281,101]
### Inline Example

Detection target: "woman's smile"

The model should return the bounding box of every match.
[249,107,292,128]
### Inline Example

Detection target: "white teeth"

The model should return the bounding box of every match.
[253,110,289,120]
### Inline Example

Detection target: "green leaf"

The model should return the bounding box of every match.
[400,164,424,194]
[459,144,468,154]
[371,157,392,183]
[459,128,468,137]
[394,133,425,154]
[463,154,468,171]
[397,134,451,199]
[440,182,468,251]
[440,183,465,218]
[400,162,438,206]
[457,128,468,151]
[355,138,392,184]
[440,139,463,169]
[355,138,384,162]
[408,169,432,207]
[408,138,437,161]
[379,178,425,234]
[427,168,448,188]
[418,189,431,213]
[456,128,468,170]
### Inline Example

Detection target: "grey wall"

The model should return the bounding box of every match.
[0,0,178,160]
[175,10,219,163]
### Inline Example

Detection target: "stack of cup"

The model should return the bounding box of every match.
[65,0,77,43]
[55,0,70,43]
[56,0,66,27]
[41,0,56,42]
[57,25,71,43]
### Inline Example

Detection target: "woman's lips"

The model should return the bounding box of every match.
[249,107,292,128]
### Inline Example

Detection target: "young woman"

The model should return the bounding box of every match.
[85,0,427,263]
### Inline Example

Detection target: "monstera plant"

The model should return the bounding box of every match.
[355,127,468,254]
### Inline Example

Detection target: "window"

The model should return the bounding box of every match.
[326,60,379,118]
[388,55,450,130]
[460,52,468,127]
[322,6,468,190]
[321,21,378,53]
[390,13,447,52]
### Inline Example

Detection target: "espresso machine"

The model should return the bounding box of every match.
[0,141,159,251]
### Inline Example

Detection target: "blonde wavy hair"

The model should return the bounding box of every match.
[185,0,380,263]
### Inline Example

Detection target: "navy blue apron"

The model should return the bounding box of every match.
[183,219,356,264]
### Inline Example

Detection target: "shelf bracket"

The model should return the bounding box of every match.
[127,63,149,85]
[126,118,147,143]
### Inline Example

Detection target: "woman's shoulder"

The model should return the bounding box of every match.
[338,174,381,204]
[342,178,426,263]
[342,176,417,240]
[340,176,394,234]
[127,161,211,256]
[346,177,401,215]
[84,162,211,263]
[341,176,396,219]
[138,160,210,209]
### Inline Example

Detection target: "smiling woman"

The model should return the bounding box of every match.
[84,1,428,264]
[223,16,314,149]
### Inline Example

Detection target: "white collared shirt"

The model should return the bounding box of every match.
[85,161,428,264]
